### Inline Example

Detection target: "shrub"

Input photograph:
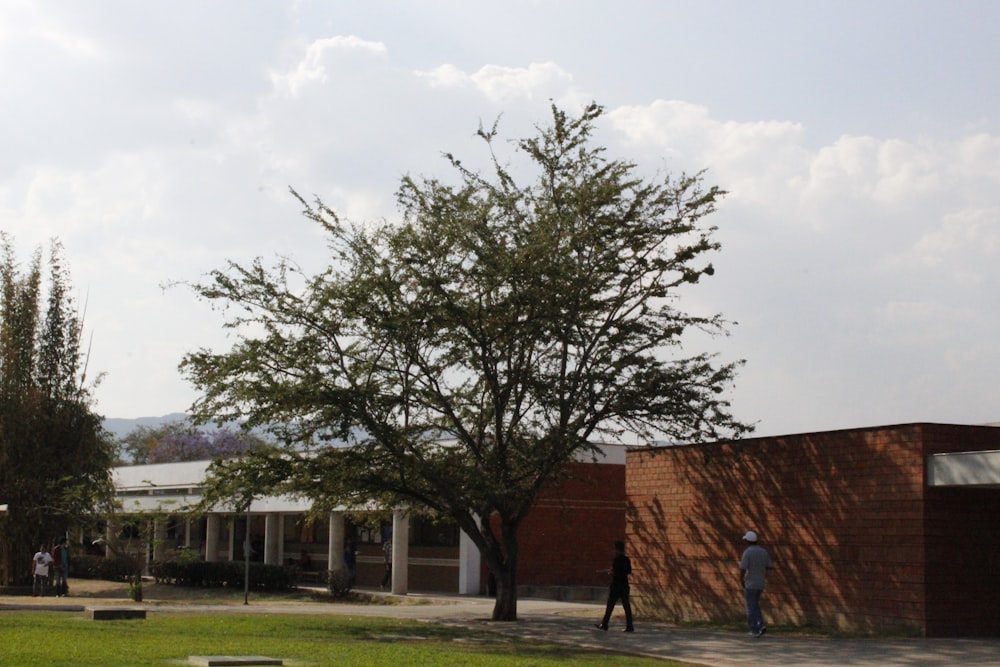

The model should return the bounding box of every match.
[324,568,353,598]
[72,555,135,582]
[76,554,301,592]
[148,560,297,591]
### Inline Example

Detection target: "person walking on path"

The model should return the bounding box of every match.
[31,545,53,597]
[739,530,773,638]
[594,540,634,633]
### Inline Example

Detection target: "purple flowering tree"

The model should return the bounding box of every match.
[118,420,266,464]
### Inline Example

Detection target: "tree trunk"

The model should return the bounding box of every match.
[488,518,520,621]
[0,535,10,586]
[491,560,518,621]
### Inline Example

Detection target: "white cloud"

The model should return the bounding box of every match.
[802,136,881,203]
[416,63,468,89]
[269,35,388,98]
[0,1,101,59]
[29,23,106,61]
[603,97,1000,433]
[3,2,1000,434]
[872,139,940,203]
[469,62,573,102]
[892,207,1000,287]
[417,61,586,108]
[607,101,811,210]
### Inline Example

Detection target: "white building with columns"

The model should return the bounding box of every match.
[111,460,484,595]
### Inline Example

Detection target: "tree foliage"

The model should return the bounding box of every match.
[181,103,751,620]
[0,234,114,585]
[116,420,267,465]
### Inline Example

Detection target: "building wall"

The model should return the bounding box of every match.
[626,424,1000,637]
[354,545,459,592]
[485,460,626,593]
[921,425,1000,636]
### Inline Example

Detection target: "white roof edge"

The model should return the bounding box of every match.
[114,441,626,488]
[113,460,212,490]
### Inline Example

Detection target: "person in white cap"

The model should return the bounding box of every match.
[739,530,772,638]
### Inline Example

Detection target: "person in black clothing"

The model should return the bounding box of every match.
[343,540,358,585]
[594,540,634,632]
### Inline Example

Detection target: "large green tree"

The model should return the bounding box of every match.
[181,103,751,620]
[0,235,114,585]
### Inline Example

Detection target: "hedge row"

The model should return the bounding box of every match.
[151,560,297,590]
[71,554,136,582]
[71,554,299,591]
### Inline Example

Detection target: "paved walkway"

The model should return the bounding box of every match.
[4,588,999,666]
[458,605,1000,667]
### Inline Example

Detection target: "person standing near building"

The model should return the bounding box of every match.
[31,545,53,597]
[380,536,392,590]
[343,539,358,586]
[52,538,70,597]
[739,530,773,638]
[594,540,634,633]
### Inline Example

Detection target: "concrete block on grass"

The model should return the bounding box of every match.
[188,658,283,666]
[87,607,147,620]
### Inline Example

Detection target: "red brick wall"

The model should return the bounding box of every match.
[487,460,626,589]
[627,424,1000,636]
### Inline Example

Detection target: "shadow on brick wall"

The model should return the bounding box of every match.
[629,427,928,634]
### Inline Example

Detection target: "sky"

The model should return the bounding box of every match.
[3,0,999,438]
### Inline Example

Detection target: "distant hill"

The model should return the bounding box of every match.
[101,414,356,445]
[102,413,265,440]
[102,413,191,439]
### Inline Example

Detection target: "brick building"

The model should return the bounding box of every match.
[626,423,1000,637]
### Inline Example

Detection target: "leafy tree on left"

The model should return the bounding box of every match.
[0,234,114,585]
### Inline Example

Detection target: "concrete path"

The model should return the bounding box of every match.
[4,588,999,666]
[460,610,1000,667]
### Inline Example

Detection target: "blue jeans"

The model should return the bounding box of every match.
[33,574,48,596]
[744,588,765,634]
[53,566,68,594]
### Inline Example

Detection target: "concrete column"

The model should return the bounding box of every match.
[391,510,409,595]
[153,519,167,562]
[227,516,236,561]
[264,513,280,565]
[458,526,481,595]
[144,520,153,574]
[328,511,345,572]
[205,514,220,562]
[277,515,286,565]
[242,514,253,561]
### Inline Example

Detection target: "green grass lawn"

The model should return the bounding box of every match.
[0,612,679,666]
